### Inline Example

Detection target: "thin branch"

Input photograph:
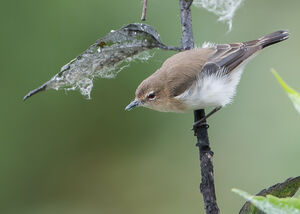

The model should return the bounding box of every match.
[194,110,220,214]
[179,0,220,213]
[141,0,148,21]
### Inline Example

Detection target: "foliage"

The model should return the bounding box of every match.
[23,23,176,100]
[271,69,300,115]
[233,189,300,214]
[235,177,300,214]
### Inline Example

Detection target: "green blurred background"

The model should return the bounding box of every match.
[0,0,299,213]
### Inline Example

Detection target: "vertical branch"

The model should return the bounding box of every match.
[179,0,194,50]
[194,110,220,214]
[179,0,220,213]
[141,0,148,21]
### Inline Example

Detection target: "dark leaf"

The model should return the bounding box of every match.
[24,23,180,101]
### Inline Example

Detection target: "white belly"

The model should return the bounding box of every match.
[176,67,244,110]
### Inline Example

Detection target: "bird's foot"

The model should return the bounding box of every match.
[192,120,209,136]
[191,107,222,135]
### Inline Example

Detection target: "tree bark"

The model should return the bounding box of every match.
[178,0,220,213]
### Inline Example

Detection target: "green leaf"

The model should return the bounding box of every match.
[233,189,300,214]
[239,177,300,214]
[271,69,300,114]
[262,177,300,198]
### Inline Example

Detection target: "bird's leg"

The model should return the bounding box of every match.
[192,107,222,133]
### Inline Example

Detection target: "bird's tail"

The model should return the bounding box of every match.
[258,30,289,49]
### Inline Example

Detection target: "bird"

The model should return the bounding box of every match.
[125,30,289,127]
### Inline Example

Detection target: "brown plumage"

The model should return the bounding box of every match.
[126,30,289,113]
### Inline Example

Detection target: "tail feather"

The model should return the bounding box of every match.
[258,30,289,49]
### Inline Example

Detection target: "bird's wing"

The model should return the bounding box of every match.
[167,31,288,98]
[161,49,214,97]
[166,43,257,97]
[202,42,259,76]
[204,31,289,75]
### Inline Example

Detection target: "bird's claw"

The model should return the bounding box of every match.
[191,121,209,136]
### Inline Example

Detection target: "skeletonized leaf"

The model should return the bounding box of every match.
[271,69,300,115]
[193,0,245,31]
[233,188,300,214]
[239,177,300,214]
[24,23,180,100]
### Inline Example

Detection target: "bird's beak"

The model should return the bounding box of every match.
[125,100,142,111]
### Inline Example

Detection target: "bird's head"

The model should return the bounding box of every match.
[125,77,166,112]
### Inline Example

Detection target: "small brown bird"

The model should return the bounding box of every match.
[125,31,289,124]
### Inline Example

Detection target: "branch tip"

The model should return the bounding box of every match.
[141,0,148,21]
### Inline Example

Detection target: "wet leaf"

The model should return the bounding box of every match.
[24,23,180,100]
[239,177,300,214]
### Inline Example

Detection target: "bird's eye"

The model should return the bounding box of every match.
[147,92,156,100]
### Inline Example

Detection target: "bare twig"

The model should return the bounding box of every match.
[179,0,220,213]
[141,0,148,21]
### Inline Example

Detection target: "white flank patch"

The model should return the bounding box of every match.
[176,66,244,110]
